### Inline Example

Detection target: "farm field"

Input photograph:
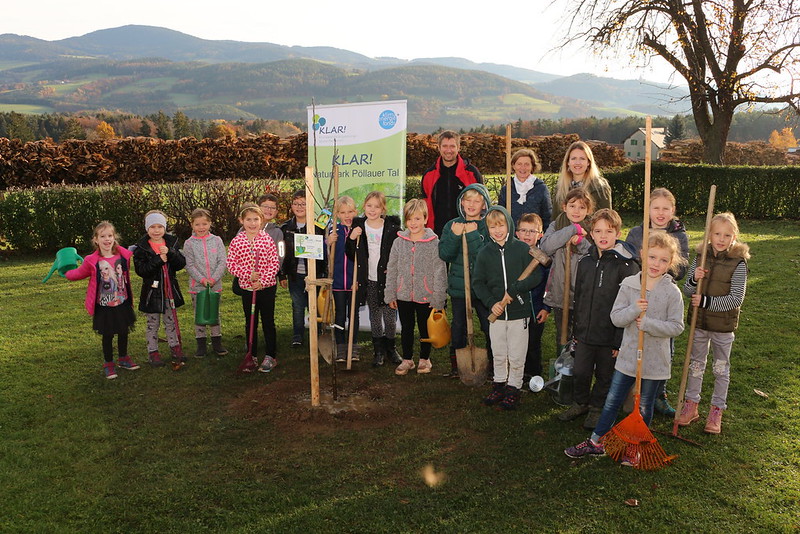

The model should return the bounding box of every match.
[0,218,798,532]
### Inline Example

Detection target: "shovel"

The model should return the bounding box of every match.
[456,232,488,386]
[345,235,360,370]
[318,290,334,364]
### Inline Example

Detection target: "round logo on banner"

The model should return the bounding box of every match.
[378,110,397,130]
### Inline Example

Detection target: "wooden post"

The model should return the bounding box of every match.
[305,166,320,407]
[505,123,512,212]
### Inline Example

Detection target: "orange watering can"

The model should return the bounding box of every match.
[420,308,451,349]
[42,247,83,283]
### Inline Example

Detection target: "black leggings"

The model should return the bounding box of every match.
[241,285,277,357]
[396,300,432,360]
[102,332,129,363]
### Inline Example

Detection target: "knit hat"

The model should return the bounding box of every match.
[145,212,167,230]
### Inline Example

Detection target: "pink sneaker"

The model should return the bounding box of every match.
[704,405,723,434]
[395,359,415,375]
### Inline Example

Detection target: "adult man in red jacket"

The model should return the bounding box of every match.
[421,131,483,236]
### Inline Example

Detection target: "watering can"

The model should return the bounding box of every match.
[195,285,221,325]
[420,308,451,349]
[317,286,334,324]
[42,247,83,283]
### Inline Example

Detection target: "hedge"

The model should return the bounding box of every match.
[1,163,797,252]
[606,162,800,219]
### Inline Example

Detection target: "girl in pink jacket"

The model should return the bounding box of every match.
[66,221,139,379]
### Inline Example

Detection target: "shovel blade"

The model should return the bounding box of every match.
[456,345,488,387]
[318,333,333,365]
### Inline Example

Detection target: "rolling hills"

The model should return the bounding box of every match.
[0,25,689,131]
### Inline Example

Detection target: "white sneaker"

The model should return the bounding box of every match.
[417,359,432,374]
[395,359,415,376]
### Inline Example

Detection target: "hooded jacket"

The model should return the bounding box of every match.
[625,218,690,281]
[572,240,640,349]
[473,206,542,321]
[538,214,592,309]
[384,228,448,310]
[497,175,553,229]
[66,247,134,316]
[421,154,483,236]
[345,214,402,293]
[133,233,186,313]
[182,233,226,294]
[610,273,685,380]
[438,183,493,299]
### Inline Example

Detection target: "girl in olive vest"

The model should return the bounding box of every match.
[678,212,750,435]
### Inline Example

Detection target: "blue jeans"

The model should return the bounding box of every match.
[288,277,307,340]
[590,370,665,442]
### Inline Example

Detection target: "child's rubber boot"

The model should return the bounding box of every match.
[371,337,385,368]
[195,337,207,358]
[384,337,402,365]
[211,336,228,356]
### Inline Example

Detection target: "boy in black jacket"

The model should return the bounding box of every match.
[558,208,640,429]
[133,210,187,368]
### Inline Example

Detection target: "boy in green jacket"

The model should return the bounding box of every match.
[438,183,494,378]
[473,206,542,410]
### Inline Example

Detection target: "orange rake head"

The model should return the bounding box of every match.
[602,395,678,471]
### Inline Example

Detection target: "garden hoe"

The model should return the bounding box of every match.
[550,244,574,406]
[456,232,488,386]
[237,251,260,373]
[163,264,184,372]
[665,185,717,447]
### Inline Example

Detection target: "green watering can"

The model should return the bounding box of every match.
[195,285,221,325]
[42,247,83,283]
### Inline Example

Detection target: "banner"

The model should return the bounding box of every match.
[307,100,406,221]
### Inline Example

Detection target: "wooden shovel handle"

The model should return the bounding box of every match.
[462,231,475,341]
[487,253,545,323]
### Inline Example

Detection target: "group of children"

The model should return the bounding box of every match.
[65,156,749,461]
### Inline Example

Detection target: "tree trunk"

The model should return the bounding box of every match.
[697,111,734,164]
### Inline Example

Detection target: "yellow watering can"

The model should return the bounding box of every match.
[42,247,83,283]
[420,308,451,349]
[317,286,334,324]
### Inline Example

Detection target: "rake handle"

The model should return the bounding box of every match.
[673,185,716,434]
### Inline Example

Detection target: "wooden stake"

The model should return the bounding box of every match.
[505,123,512,212]
[305,166,320,407]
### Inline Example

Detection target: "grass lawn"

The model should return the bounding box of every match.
[0,218,798,532]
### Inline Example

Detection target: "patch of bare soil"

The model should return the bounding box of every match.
[227,369,412,435]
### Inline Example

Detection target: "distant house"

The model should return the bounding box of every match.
[624,127,666,161]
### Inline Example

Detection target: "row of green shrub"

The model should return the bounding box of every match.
[606,162,800,219]
[1,163,797,252]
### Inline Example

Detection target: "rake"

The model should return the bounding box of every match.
[601,117,676,470]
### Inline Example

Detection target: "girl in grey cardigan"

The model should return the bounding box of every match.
[183,209,228,357]
[564,232,685,465]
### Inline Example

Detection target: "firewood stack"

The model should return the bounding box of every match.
[0,132,630,190]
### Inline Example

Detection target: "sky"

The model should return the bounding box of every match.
[1,0,679,83]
